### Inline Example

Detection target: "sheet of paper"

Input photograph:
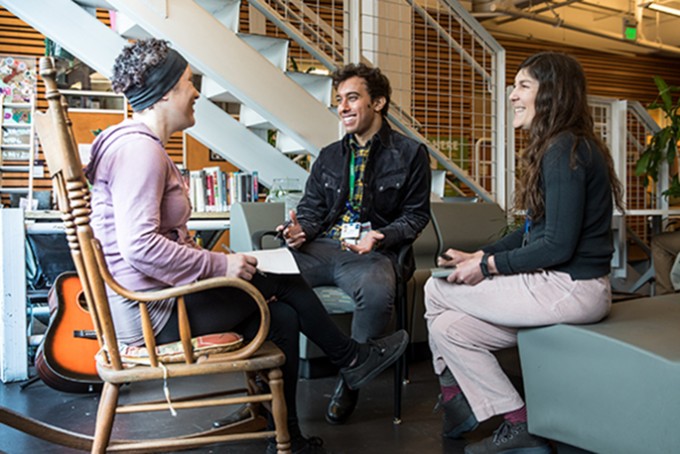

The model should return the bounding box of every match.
[246,247,300,274]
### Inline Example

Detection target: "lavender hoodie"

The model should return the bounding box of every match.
[85,120,227,344]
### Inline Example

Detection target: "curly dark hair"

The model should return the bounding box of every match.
[514,52,624,220]
[332,63,391,117]
[111,39,171,93]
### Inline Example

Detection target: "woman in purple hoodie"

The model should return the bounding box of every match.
[85,38,407,454]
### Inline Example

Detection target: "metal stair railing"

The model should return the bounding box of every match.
[248,0,505,205]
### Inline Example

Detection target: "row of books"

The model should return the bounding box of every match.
[182,167,259,212]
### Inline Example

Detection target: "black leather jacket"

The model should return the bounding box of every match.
[296,122,431,265]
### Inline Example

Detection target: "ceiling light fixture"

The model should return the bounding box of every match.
[640,2,680,18]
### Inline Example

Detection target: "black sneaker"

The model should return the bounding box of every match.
[434,393,479,439]
[340,330,409,391]
[464,421,551,454]
[266,434,326,454]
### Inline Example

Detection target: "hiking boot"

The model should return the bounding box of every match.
[464,421,552,454]
[434,392,479,439]
[340,330,409,391]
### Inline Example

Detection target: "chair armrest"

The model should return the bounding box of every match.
[252,229,284,250]
[90,239,270,363]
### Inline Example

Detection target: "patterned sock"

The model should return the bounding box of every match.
[504,405,528,425]
[441,384,462,403]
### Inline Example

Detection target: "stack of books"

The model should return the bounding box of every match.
[182,167,259,212]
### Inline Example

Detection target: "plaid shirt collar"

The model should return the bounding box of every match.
[348,134,372,153]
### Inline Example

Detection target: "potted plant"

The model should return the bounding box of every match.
[635,76,680,198]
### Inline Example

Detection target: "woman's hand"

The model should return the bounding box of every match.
[437,248,482,267]
[226,253,258,280]
[446,256,485,286]
[439,249,486,286]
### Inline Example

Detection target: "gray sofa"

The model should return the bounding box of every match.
[518,294,680,453]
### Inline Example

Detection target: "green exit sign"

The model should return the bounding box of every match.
[623,17,638,41]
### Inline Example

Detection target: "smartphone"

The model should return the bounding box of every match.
[431,267,455,278]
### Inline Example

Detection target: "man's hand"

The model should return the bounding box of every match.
[345,230,384,255]
[277,210,306,249]
[226,253,258,280]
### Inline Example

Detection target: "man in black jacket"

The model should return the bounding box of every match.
[279,63,431,424]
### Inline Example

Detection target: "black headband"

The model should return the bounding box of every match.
[124,48,188,112]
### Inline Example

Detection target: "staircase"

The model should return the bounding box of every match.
[3,0,506,204]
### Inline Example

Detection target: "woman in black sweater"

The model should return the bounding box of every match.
[425,52,624,454]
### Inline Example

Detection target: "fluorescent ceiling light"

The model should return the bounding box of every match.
[640,2,680,17]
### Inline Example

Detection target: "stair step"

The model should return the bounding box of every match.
[239,105,273,130]
[238,33,289,71]
[203,33,291,103]
[112,11,152,40]
[239,70,332,132]
[286,72,332,107]
[201,77,240,103]
[277,132,309,154]
[196,0,241,33]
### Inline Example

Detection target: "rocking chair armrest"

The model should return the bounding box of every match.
[92,239,266,305]
[111,275,261,304]
[91,238,271,362]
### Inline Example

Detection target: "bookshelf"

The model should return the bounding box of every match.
[59,89,126,114]
[184,167,259,213]
[0,55,39,208]
[0,93,37,207]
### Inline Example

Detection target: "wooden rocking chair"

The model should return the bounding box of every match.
[0,56,291,453]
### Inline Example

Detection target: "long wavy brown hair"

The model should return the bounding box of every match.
[514,52,624,221]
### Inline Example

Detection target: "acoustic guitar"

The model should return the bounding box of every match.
[36,271,102,393]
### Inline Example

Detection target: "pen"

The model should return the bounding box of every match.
[221,244,267,277]
[275,219,293,240]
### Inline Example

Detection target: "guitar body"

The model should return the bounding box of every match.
[36,271,102,393]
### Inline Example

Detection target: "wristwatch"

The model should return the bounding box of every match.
[480,252,493,279]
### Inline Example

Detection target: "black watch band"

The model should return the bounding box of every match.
[480,252,493,279]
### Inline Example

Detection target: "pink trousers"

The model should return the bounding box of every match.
[424,270,610,422]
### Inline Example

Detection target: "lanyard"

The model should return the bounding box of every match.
[522,216,532,247]
[348,151,356,201]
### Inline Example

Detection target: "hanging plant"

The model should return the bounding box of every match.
[635,76,680,198]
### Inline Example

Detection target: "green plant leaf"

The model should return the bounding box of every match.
[662,176,680,198]
[635,151,652,176]
[654,76,673,114]
[667,138,677,165]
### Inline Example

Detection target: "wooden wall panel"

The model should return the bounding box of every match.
[499,38,680,105]
[0,7,187,207]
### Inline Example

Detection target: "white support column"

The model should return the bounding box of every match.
[347,0,362,64]
[0,209,27,383]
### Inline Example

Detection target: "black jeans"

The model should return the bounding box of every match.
[292,238,396,342]
[156,273,358,424]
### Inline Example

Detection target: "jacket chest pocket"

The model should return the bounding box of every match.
[322,173,342,198]
[373,172,406,211]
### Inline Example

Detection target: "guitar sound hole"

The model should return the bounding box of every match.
[77,292,88,312]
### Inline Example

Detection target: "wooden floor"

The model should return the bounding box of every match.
[0,359,590,453]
